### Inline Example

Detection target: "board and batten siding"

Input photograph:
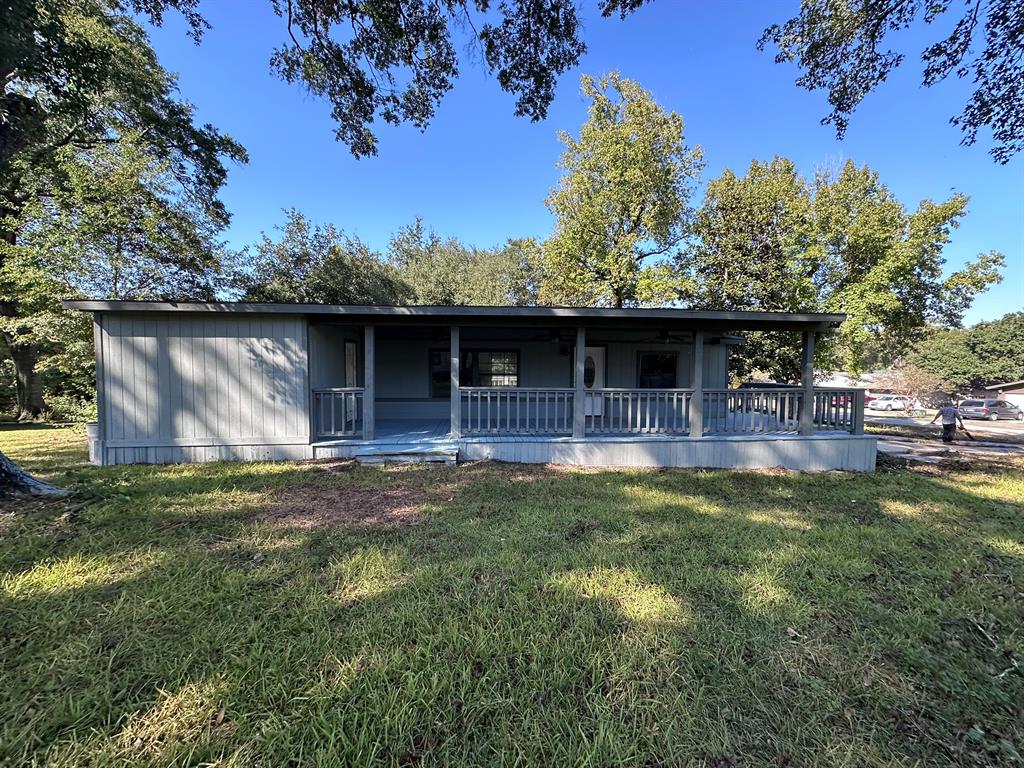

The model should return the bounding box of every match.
[94,313,311,464]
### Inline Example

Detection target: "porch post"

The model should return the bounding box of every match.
[363,325,375,440]
[799,330,816,436]
[450,325,461,438]
[573,327,586,438]
[690,330,704,437]
[852,389,865,435]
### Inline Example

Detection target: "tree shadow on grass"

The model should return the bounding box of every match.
[1,444,1022,766]
[0,423,91,477]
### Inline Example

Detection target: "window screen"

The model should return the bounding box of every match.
[429,349,451,398]
[474,351,518,387]
[638,352,677,388]
[430,349,519,396]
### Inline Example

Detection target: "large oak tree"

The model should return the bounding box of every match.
[682,158,1004,379]
[2,0,245,419]
[1,0,244,494]
[760,0,1024,163]
[541,72,703,307]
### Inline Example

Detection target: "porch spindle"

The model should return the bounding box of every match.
[853,389,865,434]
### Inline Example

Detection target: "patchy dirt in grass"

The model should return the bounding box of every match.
[257,482,428,529]
[314,459,359,474]
[878,451,1024,475]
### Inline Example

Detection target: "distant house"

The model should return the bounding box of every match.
[817,370,889,397]
[64,301,875,471]
[981,381,1024,409]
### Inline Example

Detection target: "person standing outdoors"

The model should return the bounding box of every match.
[930,401,965,443]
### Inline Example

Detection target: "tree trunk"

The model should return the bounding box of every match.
[0,219,47,420]
[0,449,68,497]
[5,335,47,419]
[0,113,66,497]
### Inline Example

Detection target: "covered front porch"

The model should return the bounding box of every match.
[305,309,870,468]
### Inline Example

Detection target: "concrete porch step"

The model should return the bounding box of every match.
[353,445,459,465]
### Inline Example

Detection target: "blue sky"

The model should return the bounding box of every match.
[146,0,1022,323]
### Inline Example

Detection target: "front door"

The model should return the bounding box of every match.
[583,346,606,416]
[344,340,358,387]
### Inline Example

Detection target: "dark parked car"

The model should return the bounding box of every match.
[958,399,1024,421]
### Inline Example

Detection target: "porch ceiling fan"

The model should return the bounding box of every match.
[530,328,572,342]
[637,329,691,344]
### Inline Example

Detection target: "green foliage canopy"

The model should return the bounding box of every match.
[238,210,412,306]
[908,312,1024,390]
[1,0,245,421]
[760,0,1024,163]
[8,139,227,306]
[238,214,542,308]
[681,158,1004,378]
[542,72,703,308]
[1,0,244,225]
[388,220,543,306]
[685,158,815,378]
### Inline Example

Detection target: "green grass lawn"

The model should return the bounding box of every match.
[2,426,1022,767]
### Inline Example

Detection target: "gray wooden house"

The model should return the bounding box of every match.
[65,302,876,470]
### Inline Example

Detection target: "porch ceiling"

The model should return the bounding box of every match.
[63,301,845,333]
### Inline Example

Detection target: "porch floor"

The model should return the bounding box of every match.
[314,419,455,447]
[311,418,847,446]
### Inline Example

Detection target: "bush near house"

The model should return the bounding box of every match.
[1,425,1022,767]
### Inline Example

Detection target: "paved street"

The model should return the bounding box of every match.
[866,412,1024,463]
[876,435,1024,462]
[866,412,1024,440]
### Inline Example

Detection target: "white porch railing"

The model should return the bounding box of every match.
[460,387,574,435]
[812,388,862,432]
[584,389,693,434]
[702,387,863,434]
[312,385,863,440]
[313,387,364,437]
[703,388,803,434]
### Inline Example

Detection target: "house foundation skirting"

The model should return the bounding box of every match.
[91,441,314,466]
[311,433,876,472]
[92,434,876,471]
[457,434,877,471]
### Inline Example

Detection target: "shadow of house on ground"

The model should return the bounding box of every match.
[1,427,1022,767]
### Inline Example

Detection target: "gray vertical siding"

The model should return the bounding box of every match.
[308,324,362,388]
[95,313,310,462]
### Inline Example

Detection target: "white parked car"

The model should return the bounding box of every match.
[868,395,909,411]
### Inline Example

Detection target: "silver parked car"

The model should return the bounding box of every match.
[867,394,909,411]
[958,399,1024,421]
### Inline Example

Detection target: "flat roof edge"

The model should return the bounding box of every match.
[985,380,1024,390]
[62,300,846,326]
